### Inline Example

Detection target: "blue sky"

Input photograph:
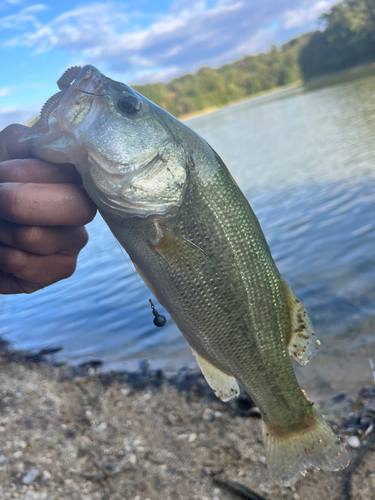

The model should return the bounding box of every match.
[0,0,340,128]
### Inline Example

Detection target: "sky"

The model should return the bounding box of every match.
[0,0,340,129]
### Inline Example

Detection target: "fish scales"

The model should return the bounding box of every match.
[22,65,349,486]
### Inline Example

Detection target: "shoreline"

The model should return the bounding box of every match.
[180,81,302,122]
[0,343,374,500]
[180,61,375,123]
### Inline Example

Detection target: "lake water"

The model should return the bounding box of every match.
[2,66,375,397]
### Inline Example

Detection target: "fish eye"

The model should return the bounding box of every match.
[117,95,141,115]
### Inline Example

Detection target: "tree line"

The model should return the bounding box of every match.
[133,37,306,118]
[299,0,375,79]
[133,0,375,118]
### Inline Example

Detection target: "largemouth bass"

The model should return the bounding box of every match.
[21,65,349,486]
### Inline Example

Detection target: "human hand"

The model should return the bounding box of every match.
[0,124,97,294]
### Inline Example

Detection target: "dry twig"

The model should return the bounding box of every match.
[213,476,267,500]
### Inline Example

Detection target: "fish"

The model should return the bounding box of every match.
[21,65,349,486]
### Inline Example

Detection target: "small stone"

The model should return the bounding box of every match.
[178,434,187,440]
[347,436,361,448]
[213,412,222,419]
[202,409,213,421]
[15,462,25,472]
[18,441,27,449]
[188,433,197,443]
[97,422,107,431]
[0,455,5,463]
[13,450,23,459]
[259,456,267,464]
[22,469,39,484]
[126,453,137,464]
[42,470,52,481]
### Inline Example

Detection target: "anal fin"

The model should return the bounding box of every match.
[191,348,239,402]
[284,281,320,366]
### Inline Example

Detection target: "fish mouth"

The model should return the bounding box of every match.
[61,65,105,98]
[56,66,108,133]
[19,65,107,142]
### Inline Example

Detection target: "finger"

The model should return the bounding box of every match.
[0,271,44,295]
[0,220,89,256]
[0,124,31,161]
[0,271,42,294]
[0,158,82,184]
[0,183,97,226]
[0,244,77,293]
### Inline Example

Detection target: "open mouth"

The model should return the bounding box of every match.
[19,65,104,142]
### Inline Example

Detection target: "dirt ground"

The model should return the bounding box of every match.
[0,351,374,500]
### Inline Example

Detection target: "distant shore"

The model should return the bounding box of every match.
[180,81,302,122]
[181,61,375,123]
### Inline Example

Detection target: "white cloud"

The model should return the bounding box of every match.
[0,4,46,30]
[2,0,342,82]
[0,87,12,97]
[282,0,338,30]
[0,104,38,130]
[0,0,23,8]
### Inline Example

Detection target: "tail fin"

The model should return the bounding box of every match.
[263,409,349,486]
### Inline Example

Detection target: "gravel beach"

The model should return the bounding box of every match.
[0,346,374,500]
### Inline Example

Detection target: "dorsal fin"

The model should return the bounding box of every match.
[283,281,320,366]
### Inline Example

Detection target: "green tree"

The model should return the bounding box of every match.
[299,0,375,79]
[133,33,307,117]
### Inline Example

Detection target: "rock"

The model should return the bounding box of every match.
[0,455,5,463]
[347,436,361,448]
[188,433,197,443]
[125,453,137,464]
[22,469,39,484]
[97,422,107,431]
[42,470,52,481]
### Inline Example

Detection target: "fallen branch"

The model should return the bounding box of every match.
[213,476,267,500]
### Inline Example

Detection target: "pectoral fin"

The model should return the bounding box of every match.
[152,225,208,269]
[191,348,239,402]
[284,281,320,365]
